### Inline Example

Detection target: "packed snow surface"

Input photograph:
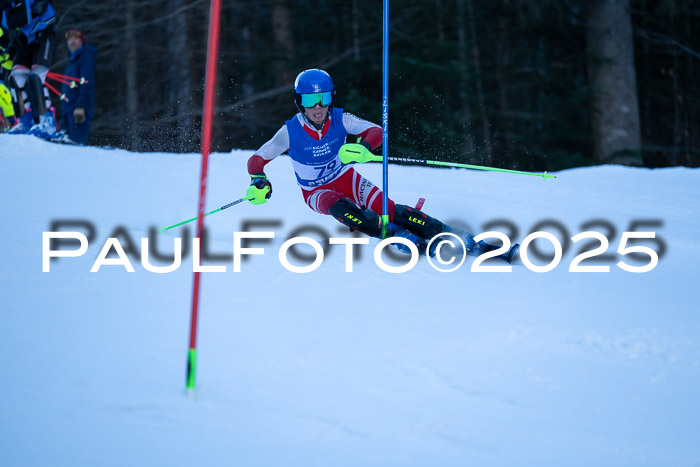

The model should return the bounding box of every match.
[1,135,699,466]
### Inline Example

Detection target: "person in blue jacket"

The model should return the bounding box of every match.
[60,27,96,144]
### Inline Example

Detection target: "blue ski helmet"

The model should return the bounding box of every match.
[294,69,335,113]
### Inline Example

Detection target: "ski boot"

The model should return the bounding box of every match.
[27,109,59,140]
[8,111,33,134]
[385,222,429,255]
[393,204,447,239]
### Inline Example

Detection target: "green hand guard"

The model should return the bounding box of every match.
[246,184,271,205]
[339,143,375,164]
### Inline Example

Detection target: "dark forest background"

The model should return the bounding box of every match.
[50,0,700,170]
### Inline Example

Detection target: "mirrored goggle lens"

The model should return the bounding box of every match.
[65,31,81,39]
[300,91,332,108]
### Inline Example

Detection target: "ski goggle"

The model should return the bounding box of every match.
[300,91,332,108]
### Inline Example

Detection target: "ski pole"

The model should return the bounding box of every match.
[47,72,88,85]
[159,196,251,232]
[416,157,555,179]
[43,81,69,102]
[341,149,556,179]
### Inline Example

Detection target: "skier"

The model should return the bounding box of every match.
[2,0,58,137]
[244,68,518,262]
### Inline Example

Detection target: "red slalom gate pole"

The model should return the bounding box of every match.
[187,0,222,393]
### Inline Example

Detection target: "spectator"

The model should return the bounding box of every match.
[1,26,15,131]
[1,24,13,80]
[60,27,96,145]
[0,80,13,131]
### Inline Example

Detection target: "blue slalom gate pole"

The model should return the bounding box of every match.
[381,0,389,238]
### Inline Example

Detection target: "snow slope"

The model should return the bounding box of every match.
[1,134,699,466]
